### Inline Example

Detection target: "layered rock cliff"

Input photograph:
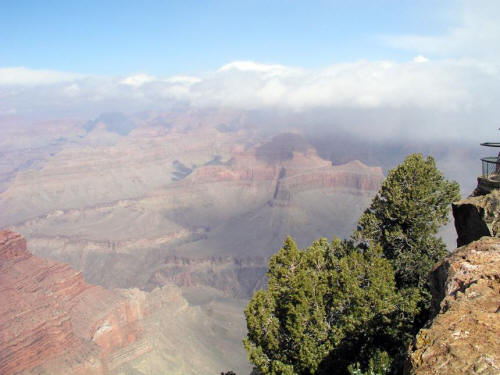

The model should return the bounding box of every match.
[407,190,500,374]
[146,255,268,298]
[0,229,252,375]
[0,229,146,375]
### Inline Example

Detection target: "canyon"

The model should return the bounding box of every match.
[0,229,252,375]
[1,110,497,374]
[0,111,385,373]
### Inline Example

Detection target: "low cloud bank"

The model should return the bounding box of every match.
[1,58,498,111]
[0,58,498,141]
[1,0,499,141]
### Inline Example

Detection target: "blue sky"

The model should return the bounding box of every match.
[1,0,455,76]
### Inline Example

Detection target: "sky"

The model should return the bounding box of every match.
[0,0,499,141]
[1,0,456,75]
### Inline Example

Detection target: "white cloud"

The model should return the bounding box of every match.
[164,75,201,84]
[413,55,429,63]
[119,73,156,87]
[63,83,80,97]
[0,59,497,143]
[0,58,498,115]
[217,60,299,77]
[0,67,81,85]
[182,59,493,111]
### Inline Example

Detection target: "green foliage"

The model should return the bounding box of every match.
[348,350,392,375]
[244,153,460,375]
[354,153,460,290]
[351,153,459,370]
[244,237,405,375]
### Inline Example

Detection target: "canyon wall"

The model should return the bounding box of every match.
[0,230,146,375]
[0,230,250,375]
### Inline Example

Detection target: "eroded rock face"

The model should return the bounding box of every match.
[407,237,500,374]
[146,255,268,298]
[0,229,146,375]
[452,190,500,247]
[0,230,252,375]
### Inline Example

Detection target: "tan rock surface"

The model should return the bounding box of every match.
[407,237,500,374]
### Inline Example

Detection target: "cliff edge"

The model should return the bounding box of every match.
[407,189,500,375]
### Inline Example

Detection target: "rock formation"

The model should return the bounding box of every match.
[0,116,386,374]
[452,190,500,247]
[0,229,146,375]
[407,189,500,374]
[146,255,268,297]
[0,229,251,375]
[407,237,500,374]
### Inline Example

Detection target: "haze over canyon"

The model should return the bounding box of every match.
[1,109,396,374]
[0,108,492,374]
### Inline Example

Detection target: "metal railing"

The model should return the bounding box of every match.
[481,156,500,180]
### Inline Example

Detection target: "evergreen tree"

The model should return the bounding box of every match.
[353,154,460,310]
[244,237,408,375]
[244,153,460,375]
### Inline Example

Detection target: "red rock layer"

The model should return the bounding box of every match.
[0,230,145,375]
[187,148,384,192]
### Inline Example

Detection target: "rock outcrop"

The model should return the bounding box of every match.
[187,145,384,194]
[0,229,146,375]
[408,188,500,374]
[407,237,500,374]
[452,190,500,247]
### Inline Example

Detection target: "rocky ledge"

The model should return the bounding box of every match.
[452,189,500,247]
[407,236,500,374]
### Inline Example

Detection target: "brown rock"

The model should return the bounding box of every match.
[407,237,500,374]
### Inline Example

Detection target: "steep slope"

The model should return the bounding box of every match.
[452,190,500,247]
[0,230,145,375]
[0,230,251,375]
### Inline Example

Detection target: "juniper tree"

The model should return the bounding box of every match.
[243,237,409,375]
[353,153,460,303]
[244,154,459,375]
[351,154,460,372]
